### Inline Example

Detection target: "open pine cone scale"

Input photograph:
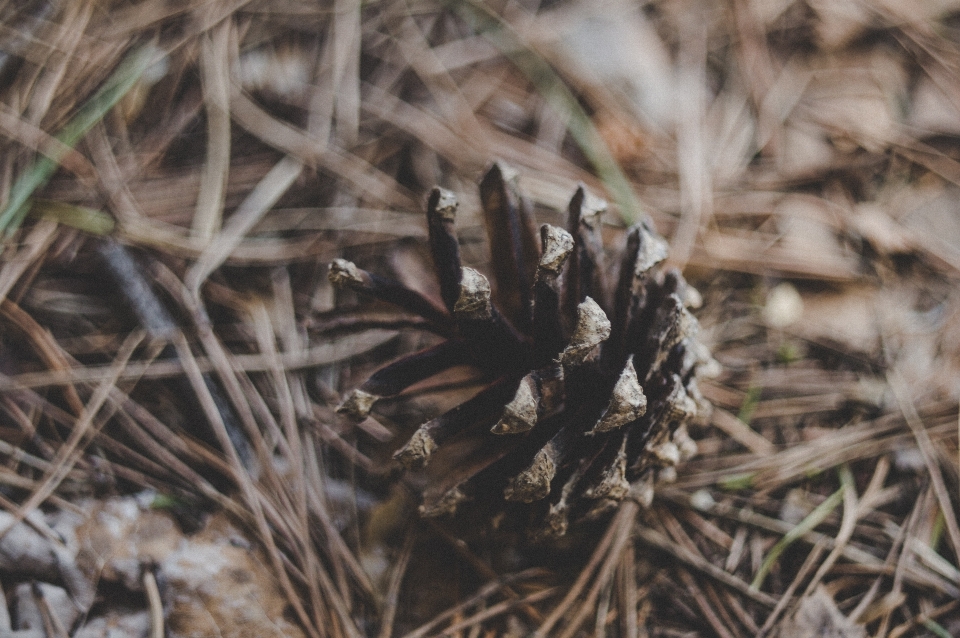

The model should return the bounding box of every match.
[330,163,714,537]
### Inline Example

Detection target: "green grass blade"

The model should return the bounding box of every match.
[0,44,157,236]
[737,385,762,425]
[923,619,953,638]
[30,199,115,235]
[718,472,755,491]
[750,475,848,590]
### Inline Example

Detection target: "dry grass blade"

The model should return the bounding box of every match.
[331,0,361,144]
[229,92,416,209]
[399,569,548,638]
[1,298,84,415]
[0,218,57,302]
[376,528,414,638]
[887,369,960,565]
[677,568,736,638]
[555,502,639,638]
[758,538,827,635]
[618,542,639,638]
[33,581,70,638]
[186,155,304,292]
[634,524,777,608]
[170,330,328,638]
[0,330,143,538]
[192,20,233,241]
[0,330,399,390]
[711,407,776,456]
[434,587,560,638]
[143,567,164,638]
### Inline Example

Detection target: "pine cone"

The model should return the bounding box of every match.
[330,163,715,537]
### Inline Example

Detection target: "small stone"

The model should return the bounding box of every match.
[763,282,804,329]
[690,489,715,511]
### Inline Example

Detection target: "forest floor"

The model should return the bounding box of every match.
[0,0,958,636]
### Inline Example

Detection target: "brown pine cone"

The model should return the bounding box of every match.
[330,163,716,538]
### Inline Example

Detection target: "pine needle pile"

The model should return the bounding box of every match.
[0,0,958,637]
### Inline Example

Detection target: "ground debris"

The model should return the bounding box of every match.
[1,497,304,638]
[775,587,867,638]
[1,0,960,635]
